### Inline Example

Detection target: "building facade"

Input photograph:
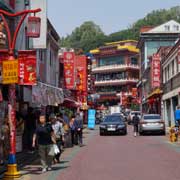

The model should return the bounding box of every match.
[137,20,180,114]
[90,40,140,109]
[162,39,180,128]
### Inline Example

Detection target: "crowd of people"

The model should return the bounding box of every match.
[32,111,84,173]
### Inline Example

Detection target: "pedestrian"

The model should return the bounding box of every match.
[69,115,76,146]
[132,113,140,137]
[74,112,84,146]
[50,113,64,163]
[32,113,56,173]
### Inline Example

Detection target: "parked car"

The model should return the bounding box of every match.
[139,114,165,135]
[99,115,127,136]
[127,111,141,125]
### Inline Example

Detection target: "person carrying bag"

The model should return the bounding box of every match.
[32,113,56,173]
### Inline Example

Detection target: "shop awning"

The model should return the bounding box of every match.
[32,82,64,106]
[147,88,163,99]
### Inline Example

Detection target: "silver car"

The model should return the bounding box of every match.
[139,114,165,135]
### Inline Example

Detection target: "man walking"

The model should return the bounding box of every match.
[132,113,140,137]
[74,112,83,147]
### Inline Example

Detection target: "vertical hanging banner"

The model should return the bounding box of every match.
[2,60,18,84]
[151,54,161,88]
[75,55,87,92]
[63,52,75,89]
[18,50,37,85]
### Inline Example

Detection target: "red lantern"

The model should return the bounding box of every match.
[27,16,41,38]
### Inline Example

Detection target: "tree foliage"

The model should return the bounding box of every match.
[61,6,180,52]
[61,21,107,53]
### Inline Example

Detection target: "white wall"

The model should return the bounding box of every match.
[29,0,47,49]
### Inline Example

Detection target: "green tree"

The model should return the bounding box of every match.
[61,21,106,53]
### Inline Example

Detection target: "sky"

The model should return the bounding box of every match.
[47,0,180,37]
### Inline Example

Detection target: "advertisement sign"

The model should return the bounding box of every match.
[18,50,37,85]
[151,54,161,88]
[2,60,18,84]
[64,52,75,89]
[88,109,96,129]
[75,55,87,92]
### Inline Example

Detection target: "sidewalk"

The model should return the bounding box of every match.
[0,151,39,179]
[3,126,97,180]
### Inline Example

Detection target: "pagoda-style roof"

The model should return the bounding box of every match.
[90,39,139,55]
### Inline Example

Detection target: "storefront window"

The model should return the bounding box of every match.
[99,56,124,66]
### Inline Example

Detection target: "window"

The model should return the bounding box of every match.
[165,25,170,31]
[99,56,124,66]
[131,57,138,65]
[173,25,179,31]
[177,56,179,73]
[172,60,174,76]
[167,65,170,80]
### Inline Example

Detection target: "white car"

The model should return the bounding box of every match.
[127,111,141,124]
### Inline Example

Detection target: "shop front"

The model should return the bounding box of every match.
[147,88,162,114]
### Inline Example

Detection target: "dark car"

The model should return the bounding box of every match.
[99,115,127,136]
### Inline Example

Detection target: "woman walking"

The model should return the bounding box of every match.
[32,113,56,173]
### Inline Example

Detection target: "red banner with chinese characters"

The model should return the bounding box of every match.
[75,55,87,92]
[63,52,75,89]
[18,50,37,85]
[151,54,161,88]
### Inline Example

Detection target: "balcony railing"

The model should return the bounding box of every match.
[94,78,139,86]
[92,64,139,73]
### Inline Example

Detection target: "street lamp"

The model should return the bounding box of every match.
[0,8,41,179]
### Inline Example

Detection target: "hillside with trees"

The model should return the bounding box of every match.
[61,6,180,53]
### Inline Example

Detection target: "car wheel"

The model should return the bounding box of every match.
[162,131,166,136]
[139,131,143,136]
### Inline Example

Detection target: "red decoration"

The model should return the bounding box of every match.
[18,50,37,85]
[27,16,41,38]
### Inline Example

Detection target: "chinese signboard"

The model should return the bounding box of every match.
[75,55,87,92]
[2,60,18,84]
[18,50,37,85]
[63,52,75,89]
[151,54,161,88]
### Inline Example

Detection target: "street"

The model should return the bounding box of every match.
[19,126,180,180]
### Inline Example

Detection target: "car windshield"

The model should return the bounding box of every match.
[104,116,123,123]
[144,115,161,120]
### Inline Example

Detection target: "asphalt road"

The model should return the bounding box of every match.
[59,126,180,180]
